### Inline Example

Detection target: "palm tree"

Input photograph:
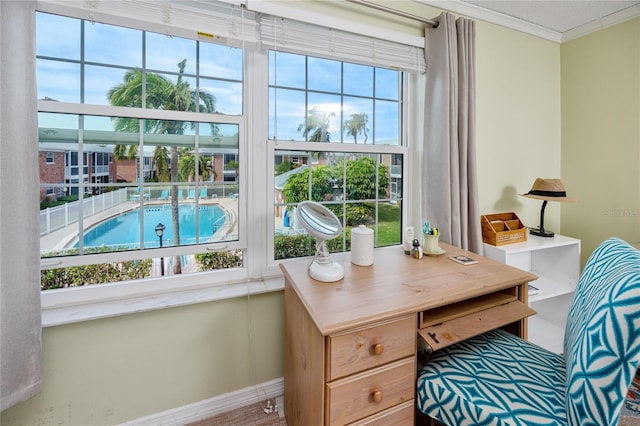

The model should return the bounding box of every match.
[298,107,334,142]
[154,146,170,182]
[108,59,217,274]
[343,112,369,144]
[178,149,212,182]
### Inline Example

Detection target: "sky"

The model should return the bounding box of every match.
[36,11,400,146]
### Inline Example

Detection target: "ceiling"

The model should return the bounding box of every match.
[424,0,640,42]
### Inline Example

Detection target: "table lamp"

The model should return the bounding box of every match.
[520,178,577,237]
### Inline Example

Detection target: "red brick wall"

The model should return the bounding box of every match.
[39,151,65,201]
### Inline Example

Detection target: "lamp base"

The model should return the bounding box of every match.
[529,227,555,237]
[309,260,344,282]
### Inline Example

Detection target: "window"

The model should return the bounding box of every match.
[46,152,54,163]
[37,11,244,290]
[35,2,413,302]
[270,51,404,261]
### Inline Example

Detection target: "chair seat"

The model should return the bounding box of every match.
[417,328,567,426]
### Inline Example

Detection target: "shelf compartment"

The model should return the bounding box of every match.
[419,291,517,328]
[528,274,575,303]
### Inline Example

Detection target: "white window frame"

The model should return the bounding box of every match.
[37,6,253,320]
[36,0,419,326]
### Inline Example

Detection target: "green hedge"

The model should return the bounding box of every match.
[194,250,243,269]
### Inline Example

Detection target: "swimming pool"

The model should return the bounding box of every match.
[77,204,226,249]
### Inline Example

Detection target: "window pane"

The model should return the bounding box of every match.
[39,115,239,257]
[86,65,137,106]
[308,57,340,93]
[145,32,197,75]
[269,88,305,140]
[36,12,80,60]
[274,150,402,260]
[269,51,305,88]
[344,63,373,97]
[374,100,399,145]
[269,51,400,145]
[200,78,242,115]
[375,67,399,100]
[343,97,372,144]
[37,59,80,102]
[85,22,142,68]
[200,43,243,80]
[37,12,245,288]
[305,93,341,142]
[41,249,244,290]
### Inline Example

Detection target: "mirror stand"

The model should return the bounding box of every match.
[296,201,344,283]
[309,240,344,282]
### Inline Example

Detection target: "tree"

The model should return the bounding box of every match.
[275,160,296,176]
[282,166,336,204]
[343,112,369,144]
[298,107,334,142]
[345,157,388,199]
[154,146,170,182]
[226,159,239,180]
[282,157,389,225]
[108,59,217,274]
[178,149,212,182]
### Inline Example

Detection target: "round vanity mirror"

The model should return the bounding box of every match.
[296,201,344,282]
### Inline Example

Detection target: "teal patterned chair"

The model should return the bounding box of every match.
[417,237,640,425]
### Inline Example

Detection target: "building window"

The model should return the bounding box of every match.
[270,52,404,261]
[46,152,54,163]
[37,11,244,290]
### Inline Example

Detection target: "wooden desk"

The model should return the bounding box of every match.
[280,243,538,426]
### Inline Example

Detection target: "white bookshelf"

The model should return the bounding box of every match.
[483,234,581,353]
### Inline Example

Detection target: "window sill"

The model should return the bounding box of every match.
[41,276,285,327]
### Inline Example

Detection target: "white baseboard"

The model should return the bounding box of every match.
[120,377,284,426]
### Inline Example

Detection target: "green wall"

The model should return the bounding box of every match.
[2,292,284,425]
[475,20,562,231]
[561,18,640,265]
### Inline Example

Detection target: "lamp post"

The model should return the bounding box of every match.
[155,222,165,276]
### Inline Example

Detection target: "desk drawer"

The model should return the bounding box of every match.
[326,357,415,426]
[347,400,414,425]
[327,315,415,381]
[419,299,536,351]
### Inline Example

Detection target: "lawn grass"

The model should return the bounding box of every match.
[373,202,401,246]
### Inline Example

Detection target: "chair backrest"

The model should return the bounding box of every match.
[563,237,640,425]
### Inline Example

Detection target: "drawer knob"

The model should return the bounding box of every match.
[371,390,383,403]
[372,343,384,355]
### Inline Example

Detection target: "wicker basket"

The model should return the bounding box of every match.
[481,212,527,246]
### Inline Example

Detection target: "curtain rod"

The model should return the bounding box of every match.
[345,0,438,27]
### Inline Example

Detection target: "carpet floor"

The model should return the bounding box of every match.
[186,398,287,426]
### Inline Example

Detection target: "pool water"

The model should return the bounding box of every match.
[77,204,225,249]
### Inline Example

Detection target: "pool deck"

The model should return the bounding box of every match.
[40,196,239,253]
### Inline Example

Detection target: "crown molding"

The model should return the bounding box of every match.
[416,0,562,43]
[562,3,640,43]
[416,0,640,44]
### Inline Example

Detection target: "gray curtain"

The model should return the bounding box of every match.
[1,0,43,411]
[422,12,483,253]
